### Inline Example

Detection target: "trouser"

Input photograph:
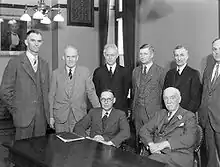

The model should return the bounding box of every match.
[55,109,77,133]
[205,118,220,167]
[15,109,46,140]
[133,104,151,153]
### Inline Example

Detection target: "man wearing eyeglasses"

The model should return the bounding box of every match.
[74,89,130,147]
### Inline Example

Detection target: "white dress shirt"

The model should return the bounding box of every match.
[142,62,153,74]
[106,63,116,74]
[26,51,38,72]
[211,63,220,82]
[102,109,112,118]
[176,63,187,75]
[66,66,76,76]
[168,108,179,121]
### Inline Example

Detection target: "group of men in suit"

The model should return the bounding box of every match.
[0,28,220,167]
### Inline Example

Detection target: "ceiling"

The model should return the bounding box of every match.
[1,0,99,7]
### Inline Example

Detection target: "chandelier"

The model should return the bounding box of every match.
[20,0,64,24]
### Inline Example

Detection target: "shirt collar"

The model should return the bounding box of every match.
[102,108,112,118]
[177,63,187,74]
[143,62,153,69]
[168,106,179,120]
[66,66,76,74]
[106,63,117,73]
[26,51,38,65]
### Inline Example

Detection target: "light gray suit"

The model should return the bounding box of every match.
[48,65,100,132]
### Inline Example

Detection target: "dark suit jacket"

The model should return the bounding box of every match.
[93,64,131,112]
[74,107,130,147]
[0,53,50,127]
[132,63,165,118]
[199,55,220,132]
[163,65,202,113]
[48,66,100,123]
[140,107,197,167]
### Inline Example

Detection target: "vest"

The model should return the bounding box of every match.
[136,72,149,106]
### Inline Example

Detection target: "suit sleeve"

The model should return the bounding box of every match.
[163,72,170,91]
[188,71,202,113]
[123,68,132,99]
[168,113,197,150]
[0,59,16,112]
[92,69,101,98]
[48,71,57,119]
[110,112,130,147]
[139,112,160,146]
[74,110,93,137]
[85,69,100,108]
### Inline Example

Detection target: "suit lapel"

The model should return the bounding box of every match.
[174,66,188,87]
[95,108,103,131]
[38,57,46,83]
[136,66,142,88]
[143,64,154,84]
[103,108,117,132]
[165,108,184,134]
[21,54,36,84]
[70,66,79,98]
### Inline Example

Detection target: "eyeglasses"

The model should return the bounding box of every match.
[100,98,113,103]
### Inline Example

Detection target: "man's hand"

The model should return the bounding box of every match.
[50,118,55,129]
[93,135,105,142]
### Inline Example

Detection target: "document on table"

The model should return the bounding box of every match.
[56,132,85,143]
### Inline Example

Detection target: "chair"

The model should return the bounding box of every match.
[194,124,203,167]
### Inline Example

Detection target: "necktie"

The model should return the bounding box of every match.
[212,63,220,85]
[68,68,72,80]
[177,68,180,75]
[102,112,109,130]
[143,66,147,74]
[33,58,37,72]
[33,59,37,65]
[109,67,113,77]
[167,111,172,121]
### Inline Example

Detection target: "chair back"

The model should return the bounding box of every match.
[194,124,203,153]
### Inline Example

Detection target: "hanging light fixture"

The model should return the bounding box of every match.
[20,0,64,23]
[20,5,31,22]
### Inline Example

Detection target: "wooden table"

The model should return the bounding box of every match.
[2,134,166,167]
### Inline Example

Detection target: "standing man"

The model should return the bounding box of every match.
[49,45,100,133]
[199,38,220,167]
[93,44,131,115]
[163,45,202,113]
[0,29,50,140]
[132,44,165,142]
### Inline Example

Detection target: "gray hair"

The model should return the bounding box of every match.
[103,44,118,55]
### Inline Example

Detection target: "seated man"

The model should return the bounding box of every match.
[74,89,130,147]
[139,87,198,167]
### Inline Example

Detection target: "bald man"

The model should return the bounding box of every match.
[48,45,100,133]
[140,87,198,167]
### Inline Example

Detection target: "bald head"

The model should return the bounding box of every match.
[163,87,181,112]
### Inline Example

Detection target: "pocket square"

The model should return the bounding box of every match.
[179,122,185,127]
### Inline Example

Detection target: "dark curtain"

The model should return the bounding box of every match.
[99,0,109,66]
[122,0,137,72]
